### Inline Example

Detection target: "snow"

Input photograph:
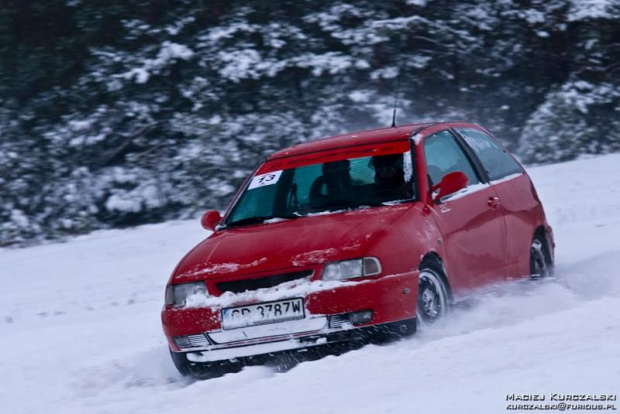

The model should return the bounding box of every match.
[263,217,291,224]
[490,172,523,185]
[203,22,259,43]
[406,0,428,6]
[291,248,339,267]
[217,49,265,81]
[121,42,194,84]
[568,0,618,21]
[403,150,414,181]
[2,154,620,413]
[522,8,546,24]
[9,209,29,227]
[407,54,432,69]
[348,90,372,103]
[192,258,268,277]
[296,52,370,76]
[370,66,399,80]
[441,181,489,201]
[182,277,371,310]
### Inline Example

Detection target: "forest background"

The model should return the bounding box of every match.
[0,0,618,245]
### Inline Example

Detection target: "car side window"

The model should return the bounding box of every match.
[456,128,523,181]
[424,130,480,187]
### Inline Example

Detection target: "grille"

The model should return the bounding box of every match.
[216,270,313,294]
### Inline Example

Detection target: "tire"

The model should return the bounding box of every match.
[170,349,193,377]
[170,349,241,379]
[530,234,553,279]
[416,262,450,326]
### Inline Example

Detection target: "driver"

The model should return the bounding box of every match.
[322,159,352,197]
[371,154,411,198]
[308,159,352,209]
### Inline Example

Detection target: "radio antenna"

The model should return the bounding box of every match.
[391,70,402,128]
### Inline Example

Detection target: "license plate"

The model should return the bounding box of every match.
[221,298,305,330]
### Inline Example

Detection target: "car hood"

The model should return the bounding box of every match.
[172,205,412,283]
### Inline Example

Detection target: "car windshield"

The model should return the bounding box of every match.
[225,151,415,227]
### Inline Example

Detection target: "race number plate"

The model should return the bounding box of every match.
[221,298,305,330]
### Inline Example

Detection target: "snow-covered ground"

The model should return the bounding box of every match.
[1,154,619,414]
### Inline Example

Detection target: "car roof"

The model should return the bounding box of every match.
[267,122,467,161]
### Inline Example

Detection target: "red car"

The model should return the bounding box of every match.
[162,122,554,376]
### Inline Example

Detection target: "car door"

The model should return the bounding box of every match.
[423,129,507,292]
[454,127,537,279]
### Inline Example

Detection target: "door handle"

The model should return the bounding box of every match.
[488,196,501,209]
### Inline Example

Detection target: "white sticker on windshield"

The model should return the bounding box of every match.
[248,170,283,190]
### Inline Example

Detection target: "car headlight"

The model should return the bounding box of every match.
[322,257,382,281]
[165,282,209,307]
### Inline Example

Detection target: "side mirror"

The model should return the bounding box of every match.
[201,210,222,231]
[432,171,468,203]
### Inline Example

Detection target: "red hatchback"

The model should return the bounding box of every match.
[162,122,554,376]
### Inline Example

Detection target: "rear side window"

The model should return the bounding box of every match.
[456,128,523,181]
[424,130,480,187]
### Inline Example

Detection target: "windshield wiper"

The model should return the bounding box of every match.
[226,213,302,228]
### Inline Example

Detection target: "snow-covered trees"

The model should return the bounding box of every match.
[1,0,618,245]
[519,1,620,163]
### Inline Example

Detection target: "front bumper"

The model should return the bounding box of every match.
[184,318,417,366]
[162,270,419,361]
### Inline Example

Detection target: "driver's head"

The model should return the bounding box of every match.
[322,159,351,195]
[371,154,405,188]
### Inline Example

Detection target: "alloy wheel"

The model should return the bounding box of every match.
[416,268,448,326]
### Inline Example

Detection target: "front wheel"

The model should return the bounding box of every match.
[169,350,237,379]
[416,264,450,326]
[169,349,192,376]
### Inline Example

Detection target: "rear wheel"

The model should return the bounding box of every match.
[530,235,552,279]
[416,263,450,326]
